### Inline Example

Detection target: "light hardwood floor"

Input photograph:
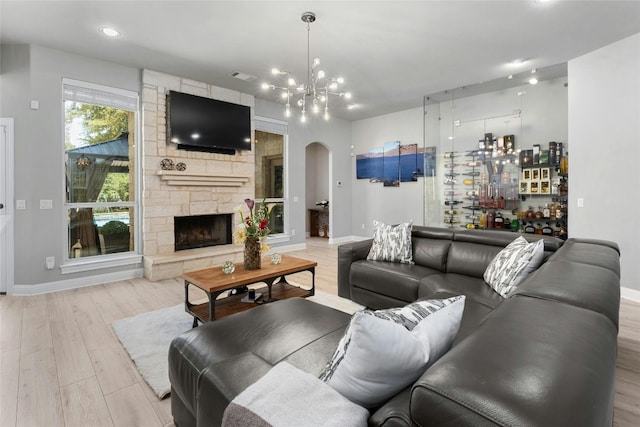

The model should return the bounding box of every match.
[1,238,638,426]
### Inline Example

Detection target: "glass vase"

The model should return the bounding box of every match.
[244,237,261,270]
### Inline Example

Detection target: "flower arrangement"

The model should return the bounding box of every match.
[234,198,275,253]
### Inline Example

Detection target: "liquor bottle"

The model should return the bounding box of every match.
[487,210,496,229]
[525,206,536,220]
[549,141,557,165]
[534,223,543,235]
[533,144,541,165]
[542,222,554,235]
[510,218,520,231]
[543,204,551,219]
[479,212,487,229]
[524,222,536,234]
[555,143,564,164]
[535,206,544,220]
[559,152,569,175]
[494,212,504,229]
[503,217,511,230]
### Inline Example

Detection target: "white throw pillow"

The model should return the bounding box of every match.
[319,296,465,408]
[366,220,414,264]
[484,236,545,297]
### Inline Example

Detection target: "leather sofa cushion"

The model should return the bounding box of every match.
[550,238,620,277]
[418,291,495,346]
[419,273,503,309]
[454,229,564,252]
[445,241,503,277]
[351,286,410,310]
[350,260,440,303]
[512,260,621,328]
[411,295,618,427]
[412,238,451,271]
[168,298,351,425]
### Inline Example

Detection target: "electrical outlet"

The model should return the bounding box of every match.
[361,223,365,230]
[16,200,26,210]
[291,229,296,236]
[45,256,55,269]
[40,199,53,209]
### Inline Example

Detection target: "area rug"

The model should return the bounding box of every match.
[112,291,363,399]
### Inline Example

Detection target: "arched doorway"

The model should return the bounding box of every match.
[305,142,331,238]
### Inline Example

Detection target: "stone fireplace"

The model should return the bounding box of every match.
[174,214,232,251]
[141,70,255,280]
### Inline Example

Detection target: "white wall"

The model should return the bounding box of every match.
[0,44,141,290]
[351,107,426,236]
[569,33,640,293]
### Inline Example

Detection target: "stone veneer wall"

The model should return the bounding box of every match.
[141,69,255,280]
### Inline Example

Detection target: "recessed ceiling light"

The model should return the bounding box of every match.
[508,58,527,66]
[99,27,120,37]
[529,78,539,85]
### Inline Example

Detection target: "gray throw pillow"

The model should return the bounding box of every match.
[366,220,413,264]
[319,295,465,408]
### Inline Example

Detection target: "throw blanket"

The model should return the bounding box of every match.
[222,362,369,427]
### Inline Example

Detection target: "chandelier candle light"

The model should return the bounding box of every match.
[262,11,352,122]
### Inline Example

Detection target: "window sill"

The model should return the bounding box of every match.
[60,253,142,275]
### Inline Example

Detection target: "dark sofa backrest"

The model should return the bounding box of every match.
[411,226,454,271]
[446,229,564,277]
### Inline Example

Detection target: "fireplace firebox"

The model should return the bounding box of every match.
[174,214,232,251]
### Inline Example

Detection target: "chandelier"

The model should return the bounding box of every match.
[261,12,352,122]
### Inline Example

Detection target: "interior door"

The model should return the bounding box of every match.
[0,118,14,294]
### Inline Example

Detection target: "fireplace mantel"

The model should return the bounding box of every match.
[156,170,250,187]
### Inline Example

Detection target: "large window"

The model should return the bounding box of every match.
[63,80,138,261]
[254,118,287,237]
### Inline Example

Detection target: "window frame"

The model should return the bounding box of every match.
[254,116,290,244]
[60,78,142,274]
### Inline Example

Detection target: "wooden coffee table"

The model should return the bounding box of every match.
[183,254,317,326]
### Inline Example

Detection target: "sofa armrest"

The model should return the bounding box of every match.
[337,239,373,299]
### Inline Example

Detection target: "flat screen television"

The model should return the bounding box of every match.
[166,91,252,154]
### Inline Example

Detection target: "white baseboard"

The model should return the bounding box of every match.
[329,235,370,244]
[12,268,144,296]
[621,286,640,302]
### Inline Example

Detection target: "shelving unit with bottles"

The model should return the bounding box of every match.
[443,135,569,239]
[516,143,568,239]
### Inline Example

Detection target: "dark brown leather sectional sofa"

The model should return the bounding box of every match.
[168,226,621,426]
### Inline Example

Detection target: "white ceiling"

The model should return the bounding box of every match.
[1,1,639,121]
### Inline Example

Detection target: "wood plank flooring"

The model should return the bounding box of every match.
[0,237,638,426]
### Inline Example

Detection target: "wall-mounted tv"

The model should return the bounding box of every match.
[166,91,252,155]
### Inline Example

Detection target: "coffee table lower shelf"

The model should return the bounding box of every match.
[189,282,312,323]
